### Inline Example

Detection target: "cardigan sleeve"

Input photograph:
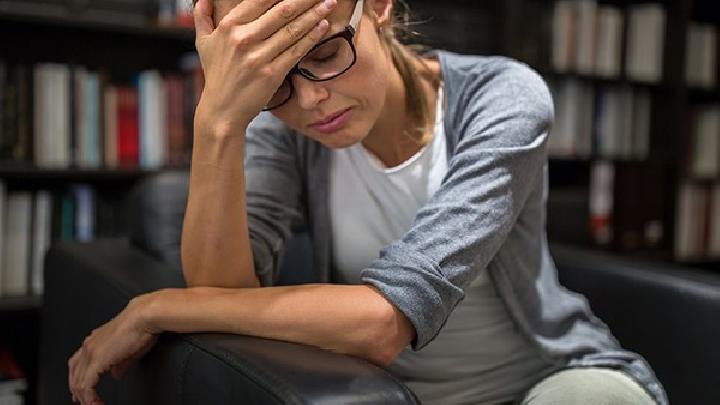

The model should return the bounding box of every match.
[360,59,554,350]
[244,112,303,286]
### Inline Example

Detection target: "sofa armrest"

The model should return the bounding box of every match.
[39,239,419,405]
[550,243,720,405]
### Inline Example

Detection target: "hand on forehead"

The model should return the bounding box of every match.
[212,0,354,31]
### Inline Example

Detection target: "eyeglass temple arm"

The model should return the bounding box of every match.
[348,0,363,33]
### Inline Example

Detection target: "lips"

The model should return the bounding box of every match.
[309,107,353,134]
[311,108,351,126]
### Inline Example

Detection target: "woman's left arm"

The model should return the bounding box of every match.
[68,284,414,404]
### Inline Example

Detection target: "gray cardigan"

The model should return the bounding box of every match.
[243,50,667,404]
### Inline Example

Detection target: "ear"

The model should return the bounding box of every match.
[366,0,393,28]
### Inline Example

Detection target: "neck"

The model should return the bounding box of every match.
[361,56,440,168]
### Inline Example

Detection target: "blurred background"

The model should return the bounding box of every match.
[0,0,717,403]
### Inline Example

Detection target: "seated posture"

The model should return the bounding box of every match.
[68,0,667,404]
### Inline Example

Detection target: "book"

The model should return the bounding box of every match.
[686,23,717,89]
[139,70,167,169]
[594,6,623,78]
[1,191,32,296]
[675,183,707,259]
[589,160,614,245]
[689,106,720,179]
[117,85,140,168]
[552,0,576,72]
[72,185,95,242]
[31,191,52,295]
[103,85,118,168]
[709,184,720,257]
[549,78,593,158]
[575,0,597,75]
[34,64,71,168]
[626,4,666,83]
[0,180,5,282]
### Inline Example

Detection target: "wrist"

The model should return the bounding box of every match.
[130,290,168,335]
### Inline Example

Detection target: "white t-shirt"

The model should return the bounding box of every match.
[329,85,551,403]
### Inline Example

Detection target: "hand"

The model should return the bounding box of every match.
[193,0,336,135]
[68,296,158,405]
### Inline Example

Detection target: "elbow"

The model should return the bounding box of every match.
[362,299,416,367]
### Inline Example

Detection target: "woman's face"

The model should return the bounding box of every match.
[214,0,394,149]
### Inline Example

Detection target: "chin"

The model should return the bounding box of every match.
[308,129,365,150]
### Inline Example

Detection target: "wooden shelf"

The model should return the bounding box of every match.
[0,295,42,313]
[0,3,194,41]
[538,69,674,90]
[0,165,188,181]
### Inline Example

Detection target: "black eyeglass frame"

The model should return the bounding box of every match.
[263,0,363,111]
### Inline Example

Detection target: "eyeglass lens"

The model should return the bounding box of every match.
[265,35,355,110]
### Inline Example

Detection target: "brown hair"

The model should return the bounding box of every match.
[378,0,439,144]
[193,0,438,142]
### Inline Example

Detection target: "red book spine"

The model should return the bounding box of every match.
[117,86,139,168]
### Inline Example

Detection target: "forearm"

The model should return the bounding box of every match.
[181,111,259,288]
[141,284,414,366]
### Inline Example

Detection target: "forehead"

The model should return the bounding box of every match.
[213,0,357,33]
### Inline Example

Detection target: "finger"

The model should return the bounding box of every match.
[254,0,332,66]
[218,0,297,28]
[193,0,215,41]
[254,0,334,40]
[80,368,101,405]
[271,18,330,70]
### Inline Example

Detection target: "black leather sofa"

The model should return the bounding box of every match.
[38,172,720,404]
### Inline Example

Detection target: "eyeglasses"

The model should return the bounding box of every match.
[263,0,364,111]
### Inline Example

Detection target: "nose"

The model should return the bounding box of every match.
[291,75,330,110]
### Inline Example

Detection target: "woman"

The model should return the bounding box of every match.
[68,0,667,404]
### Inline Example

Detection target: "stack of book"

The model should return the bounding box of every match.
[675,105,720,260]
[549,80,651,160]
[0,54,202,170]
[552,0,666,82]
[0,180,119,297]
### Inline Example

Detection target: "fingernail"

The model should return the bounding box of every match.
[315,19,329,33]
[323,0,336,11]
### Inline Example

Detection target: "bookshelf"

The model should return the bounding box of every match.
[0,1,196,403]
[0,0,717,403]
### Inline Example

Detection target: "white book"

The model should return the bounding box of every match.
[104,85,118,168]
[675,183,705,260]
[690,106,720,178]
[594,6,623,78]
[709,184,720,257]
[40,64,71,168]
[575,0,598,75]
[626,4,666,83]
[552,0,576,72]
[1,192,32,296]
[31,191,52,295]
[139,71,167,169]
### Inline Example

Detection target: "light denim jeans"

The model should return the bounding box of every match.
[519,367,657,405]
